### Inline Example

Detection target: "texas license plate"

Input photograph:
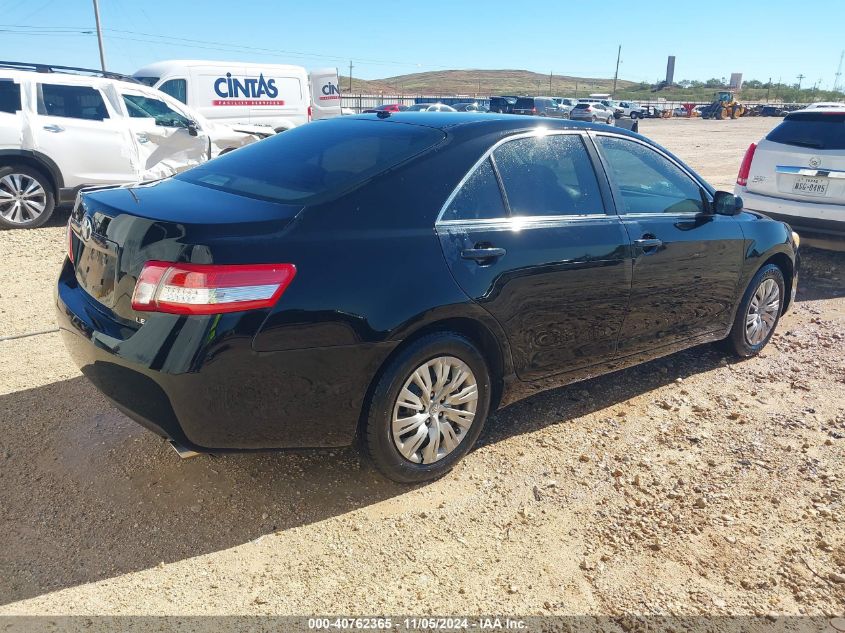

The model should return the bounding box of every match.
[793,176,829,196]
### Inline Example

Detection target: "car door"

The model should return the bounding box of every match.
[30,81,136,188]
[437,131,632,381]
[119,89,210,179]
[593,133,745,355]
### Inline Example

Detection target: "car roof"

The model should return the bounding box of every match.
[346,111,638,136]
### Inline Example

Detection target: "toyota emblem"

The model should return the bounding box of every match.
[81,216,93,242]
[809,156,822,168]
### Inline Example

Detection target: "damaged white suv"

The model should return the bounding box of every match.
[0,62,269,229]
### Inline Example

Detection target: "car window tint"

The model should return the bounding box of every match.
[442,158,506,222]
[766,113,845,150]
[177,118,445,205]
[596,136,704,215]
[493,134,604,216]
[0,80,21,113]
[39,84,109,120]
[122,94,190,128]
[159,78,187,104]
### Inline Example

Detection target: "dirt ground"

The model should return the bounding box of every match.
[0,117,843,620]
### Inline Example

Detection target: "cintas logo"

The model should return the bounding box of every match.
[214,72,278,99]
[319,80,341,101]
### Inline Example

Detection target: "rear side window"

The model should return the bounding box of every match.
[159,79,187,104]
[493,134,604,216]
[442,158,506,222]
[0,80,21,113]
[767,113,845,150]
[39,84,109,120]
[177,119,445,204]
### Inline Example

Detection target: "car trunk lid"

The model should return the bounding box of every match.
[746,112,845,204]
[69,178,303,322]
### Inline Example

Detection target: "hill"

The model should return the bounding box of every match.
[339,69,637,97]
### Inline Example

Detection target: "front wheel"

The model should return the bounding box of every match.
[364,333,491,483]
[630,112,638,120]
[722,264,785,357]
[606,116,614,124]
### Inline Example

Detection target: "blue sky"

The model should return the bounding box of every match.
[0,0,841,88]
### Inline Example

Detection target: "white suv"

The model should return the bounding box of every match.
[735,109,845,236]
[0,63,266,229]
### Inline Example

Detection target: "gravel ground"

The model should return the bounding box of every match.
[0,117,842,619]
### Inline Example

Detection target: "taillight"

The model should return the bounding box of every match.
[307,105,312,121]
[67,219,74,264]
[531,108,537,114]
[736,143,757,186]
[131,261,296,315]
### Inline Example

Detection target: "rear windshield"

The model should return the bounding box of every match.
[574,103,590,109]
[767,113,845,150]
[176,119,445,204]
[514,98,534,109]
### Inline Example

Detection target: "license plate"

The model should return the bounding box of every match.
[793,176,829,196]
[76,244,117,306]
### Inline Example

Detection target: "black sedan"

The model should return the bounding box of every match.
[58,113,799,483]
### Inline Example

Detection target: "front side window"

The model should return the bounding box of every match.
[158,79,187,104]
[0,80,21,114]
[39,84,109,120]
[122,94,190,128]
[596,136,705,215]
[492,134,604,217]
[442,158,506,222]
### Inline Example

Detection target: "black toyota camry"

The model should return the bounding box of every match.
[58,113,799,483]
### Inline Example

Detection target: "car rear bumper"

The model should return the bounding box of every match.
[55,260,395,451]
[737,188,845,236]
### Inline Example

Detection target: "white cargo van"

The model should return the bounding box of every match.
[133,60,341,132]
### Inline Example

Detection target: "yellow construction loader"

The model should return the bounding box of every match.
[700,91,747,119]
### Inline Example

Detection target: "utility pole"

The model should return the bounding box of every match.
[549,70,552,94]
[575,81,579,99]
[766,77,771,103]
[612,44,621,97]
[796,73,805,91]
[348,60,354,93]
[834,50,844,93]
[92,0,106,72]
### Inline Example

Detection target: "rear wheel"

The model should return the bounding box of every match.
[722,264,785,357]
[630,111,638,119]
[364,332,491,483]
[0,165,55,229]
[606,116,614,124]
[591,115,597,122]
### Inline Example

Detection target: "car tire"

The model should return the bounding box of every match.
[0,164,56,230]
[591,115,597,122]
[606,116,614,124]
[364,332,491,483]
[722,264,785,358]
[630,112,638,120]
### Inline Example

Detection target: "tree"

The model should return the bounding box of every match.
[704,78,722,88]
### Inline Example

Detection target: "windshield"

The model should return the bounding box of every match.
[177,119,446,204]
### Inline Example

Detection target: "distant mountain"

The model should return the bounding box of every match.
[339,69,636,97]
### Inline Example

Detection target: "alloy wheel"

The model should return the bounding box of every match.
[0,173,47,224]
[745,278,780,345]
[391,356,478,464]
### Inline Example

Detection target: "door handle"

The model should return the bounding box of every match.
[461,247,506,262]
[42,124,65,133]
[634,237,662,251]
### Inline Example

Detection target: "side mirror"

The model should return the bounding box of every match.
[187,121,199,137]
[713,191,743,215]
